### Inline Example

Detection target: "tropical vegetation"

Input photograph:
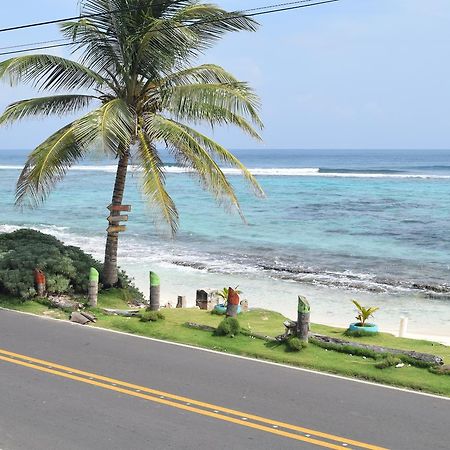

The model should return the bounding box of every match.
[352,299,379,327]
[0,229,141,299]
[0,0,264,287]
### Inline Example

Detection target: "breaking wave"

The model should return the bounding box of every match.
[1,164,450,179]
[1,223,449,300]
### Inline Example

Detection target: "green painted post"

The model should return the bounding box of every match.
[296,295,311,342]
[88,268,99,307]
[149,271,160,311]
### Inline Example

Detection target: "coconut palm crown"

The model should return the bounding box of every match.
[0,0,264,286]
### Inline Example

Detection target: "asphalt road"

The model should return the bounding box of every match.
[0,309,448,450]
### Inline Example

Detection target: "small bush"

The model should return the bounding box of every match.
[215,317,240,336]
[287,337,308,352]
[375,355,402,369]
[140,310,165,322]
[0,229,144,301]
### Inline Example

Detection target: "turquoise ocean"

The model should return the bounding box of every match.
[1,149,449,339]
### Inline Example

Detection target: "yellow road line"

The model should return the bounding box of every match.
[0,348,388,450]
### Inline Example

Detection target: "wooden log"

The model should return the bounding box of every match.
[176,296,186,308]
[296,295,311,342]
[149,272,160,311]
[185,322,278,342]
[310,334,444,366]
[79,311,96,323]
[185,322,216,332]
[47,296,81,311]
[102,308,140,317]
[70,311,90,325]
[226,287,240,318]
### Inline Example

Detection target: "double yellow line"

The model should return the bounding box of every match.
[0,347,388,449]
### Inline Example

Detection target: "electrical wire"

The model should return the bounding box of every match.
[0,0,339,56]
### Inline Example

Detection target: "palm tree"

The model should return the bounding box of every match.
[0,0,264,287]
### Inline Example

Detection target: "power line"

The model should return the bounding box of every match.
[0,1,170,33]
[0,1,316,51]
[0,0,322,34]
[0,0,339,57]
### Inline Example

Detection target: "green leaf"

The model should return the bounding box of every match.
[137,129,179,235]
[0,95,96,125]
[0,54,105,91]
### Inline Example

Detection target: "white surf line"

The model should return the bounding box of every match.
[0,306,448,401]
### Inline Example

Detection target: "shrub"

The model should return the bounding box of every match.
[0,229,143,300]
[215,317,240,336]
[287,337,308,352]
[140,310,165,322]
[375,355,402,369]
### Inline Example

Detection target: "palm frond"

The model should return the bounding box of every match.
[172,3,258,45]
[0,55,105,91]
[16,123,86,206]
[60,19,125,86]
[145,114,247,219]
[0,95,96,125]
[74,98,134,155]
[137,128,179,235]
[162,82,263,129]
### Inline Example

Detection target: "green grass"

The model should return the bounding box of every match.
[1,291,449,396]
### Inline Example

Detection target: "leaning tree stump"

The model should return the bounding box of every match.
[296,295,310,342]
[226,287,240,318]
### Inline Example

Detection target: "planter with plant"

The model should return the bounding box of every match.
[213,286,242,315]
[348,300,379,335]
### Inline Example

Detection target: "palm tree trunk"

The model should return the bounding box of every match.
[103,152,129,287]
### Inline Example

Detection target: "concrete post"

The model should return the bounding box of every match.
[88,268,99,307]
[399,316,408,338]
[296,295,311,342]
[149,272,160,311]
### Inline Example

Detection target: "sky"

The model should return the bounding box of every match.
[0,0,449,150]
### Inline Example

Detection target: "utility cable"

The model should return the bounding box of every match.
[0,0,339,57]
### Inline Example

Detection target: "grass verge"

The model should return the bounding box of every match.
[1,291,449,397]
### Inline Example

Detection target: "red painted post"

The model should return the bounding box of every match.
[34,269,46,297]
[226,287,240,318]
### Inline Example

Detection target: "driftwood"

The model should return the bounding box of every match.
[79,311,96,323]
[102,308,141,317]
[47,296,81,311]
[70,312,90,325]
[185,322,216,332]
[185,322,277,342]
[310,334,444,366]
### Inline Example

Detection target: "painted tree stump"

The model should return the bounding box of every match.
[34,269,46,297]
[149,272,160,311]
[88,268,99,307]
[226,287,240,318]
[296,295,310,342]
